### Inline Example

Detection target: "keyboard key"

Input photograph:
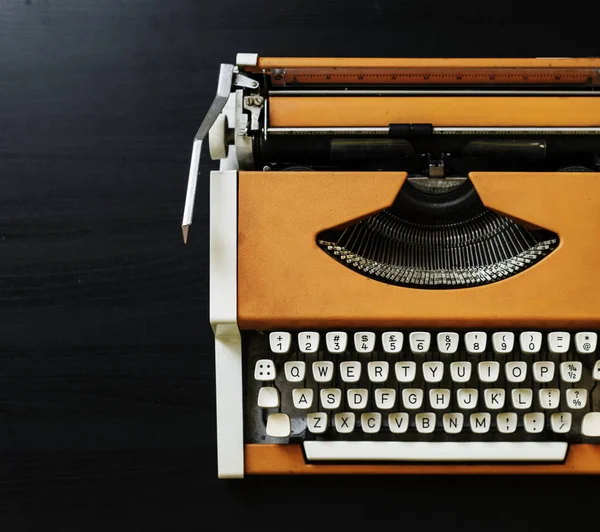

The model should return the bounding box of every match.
[533,361,555,383]
[388,412,409,433]
[402,388,424,409]
[269,332,292,354]
[450,361,472,383]
[575,332,597,354]
[423,361,444,383]
[478,361,500,383]
[395,361,417,383]
[347,388,368,410]
[548,332,570,354]
[560,361,582,383]
[437,332,459,354]
[307,412,328,434]
[565,388,587,409]
[497,412,518,433]
[484,388,506,409]
[320,388,342,409]
[429,388,451,410]
[594,360,600,381]
[361,412,382,433]
[443,413,464,434]
[382,332,403,353]
[520,331,542,354]
[457,388,478,410]
[506,361,527,383]
[512,388,533,409]
[313,361,334,383]
[367,361,389,382]
[492,332,514,354]
[257,387,280,408]
[465,331,487,354]
[539,388,560,409]
[326,331,348,353]
[551,412,572,434]
[340,361,361,383]
[334,412,355,433]
[416,413,436,433]
[354,332,376,353]
[298,331,320,353]
[374,388,396,410]
[266,413,291,437]
[582,412,600,436]
[524,412,545,433]
[254,359,276,381]
[284,361,306,382]
[292,388,314,409]
[409,332,431,353]
[470,413,491,433]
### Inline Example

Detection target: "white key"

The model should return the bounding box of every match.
[565,388,587,409]
[560,361,582,383]
[594,360,600,381]
[533,361,555,383]
[334,412,355,433]
[524,412,545,433]
[423,361,444,383]
[478,361,500,383]
[374,388,396,410]
[402,388,424,409]
[539,388,560,409]
[354,332,376,353]
[437,332,459,354]
[582,412,600,436]
[492,332,514,354]
[254,359,276,381]
[416,413,436,433]
[347,388,368,410]
[395,361,416,383]
[339,361,361,383]
[465,331,487,354]
[382,332,403,353]
[367,361,389,382]
[512,388,533,409]
[326,331,348,353]
[312,361,334,383]
[575,332,597,354]
[551,412,572,434]
[409,331,431,353]
[470,413,491,433]
[520,331,542,354]
[429,389,451,410]
[284,361,306,382]
[497,412,518,433]
[506,361,527,383]
[548,332,570,354]
[269,332,292,354]
[320,388,342,409]
[298,331,320,353]
[361,412,382,433]
[292,388,314,409]
[388,412,409,433]
[443,413,464,434]
[457,388,478,409]
[257,387,280,408]
[307,412,328,434]
[484,388,506,409]
[450,361,472,383]
[266,413,291,437]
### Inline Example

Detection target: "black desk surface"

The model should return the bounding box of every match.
[2,0,600,529]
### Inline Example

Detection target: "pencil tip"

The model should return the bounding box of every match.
[182,225,189,244]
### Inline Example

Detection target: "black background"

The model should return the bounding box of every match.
[2,0,600,529]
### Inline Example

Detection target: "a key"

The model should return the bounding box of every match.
[298,331,320,353]
[470,413,491,434]
[292,388,314,409]
[575,332,597,354]
[402,388,424,409]
[320,388,342,409]
[548,332,570,354]
[594,360,600,381]
[257,387,280,408]
[478,361,500,383]
[457,388,478,409]
[367,361,389,382]
[520,331,542,354]
[388,412,409,433]
[326,331,348,353]
[484,388,506,409]
[284,361,305,382]
[415,413,436,434]
[347,388,368,410]
[512,388,533,409]
[269,332,292,354]
[340,361,361,383]
[443,413,464,434]
[465,331,487,354]
[429,388,451,410]
[307,412,328,434]
[437,332,459,354]
[312,361,334,383]
[565,388,587,409]
[492,332,514,354]
[533,361,555,383]
[334,412,355,433]
[254,359,276,381]
[395,361,417,383]
[560,361,582,383]
[450,361,472,383]
[506,361,527,383]
[423,361,444,383]
[409,331,431,353]
[266,413,291,438]
[497,412,518,434]
[361,413,382,433]
[374,388,396,410]
[538,388,560,409]
[524,412,545,433]
[382,332,404,353]
[354,332,376,353]
[550,412,572,434]
[582,412,600,436]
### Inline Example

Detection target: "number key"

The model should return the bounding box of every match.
[437,332,459,354]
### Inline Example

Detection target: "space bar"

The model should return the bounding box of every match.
[303,441,568,462]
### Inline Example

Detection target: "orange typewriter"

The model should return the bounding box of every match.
[183,55,600,477]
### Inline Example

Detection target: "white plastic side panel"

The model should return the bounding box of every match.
[210,170,243,478]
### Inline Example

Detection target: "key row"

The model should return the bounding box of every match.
[255,359,596,383]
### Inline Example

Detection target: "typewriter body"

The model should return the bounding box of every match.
[184,55,600,477]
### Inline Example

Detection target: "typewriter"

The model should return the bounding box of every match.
[183,55,600,477]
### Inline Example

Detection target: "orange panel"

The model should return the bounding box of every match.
[269,97,600,127]
[237,171,600,329]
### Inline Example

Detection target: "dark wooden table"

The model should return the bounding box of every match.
[2,0,600,529]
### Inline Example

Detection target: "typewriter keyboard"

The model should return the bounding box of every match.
[245,330,600,461]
